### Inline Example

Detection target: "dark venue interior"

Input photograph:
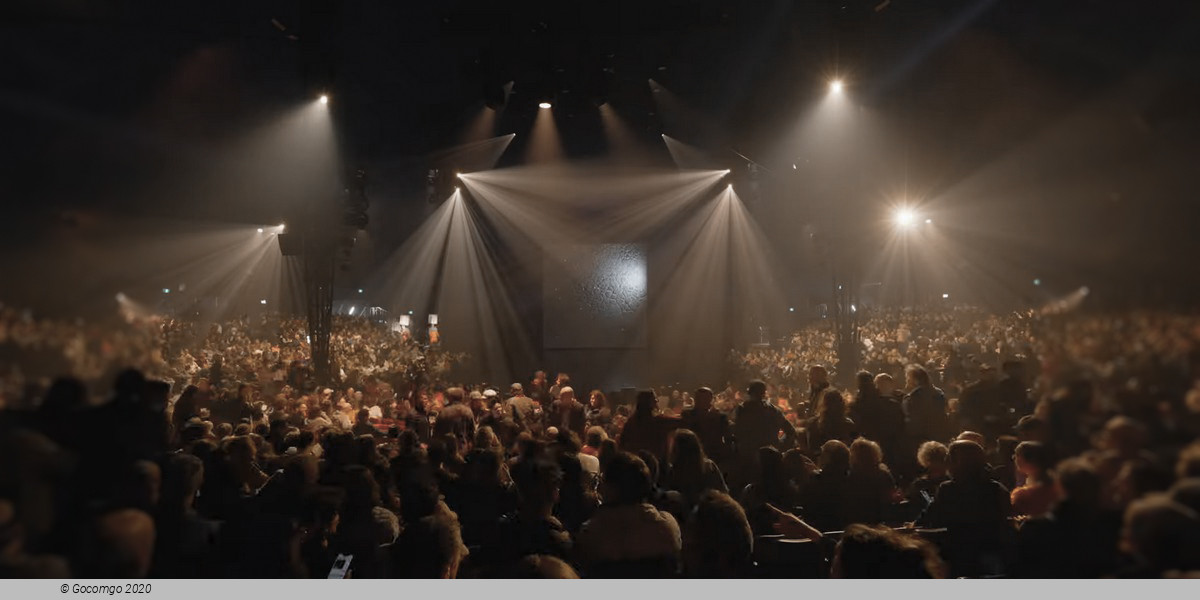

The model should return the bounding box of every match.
[3,0,1200,583]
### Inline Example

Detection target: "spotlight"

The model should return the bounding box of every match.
[924,218,933,225]
[408,310,414,315]
[942,293,950,299]
[788,307,795,312]
[538,101,552,109]
[260,299,268,305]
[162,288,170,294]
[455,172,462,179]
[115,292,126,302]
[257,228,264,233]
[357,288,364,294]
[829,80,844,94]
[278,223,286,232]
[319,94,329,105]
[893,208,917,229]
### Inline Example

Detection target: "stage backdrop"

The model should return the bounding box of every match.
[543,243,648,391]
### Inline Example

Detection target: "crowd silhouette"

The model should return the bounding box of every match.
[3,304,1200,578]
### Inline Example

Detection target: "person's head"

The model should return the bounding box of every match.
[758,446,785,483]
[807,366,829,387]
[555,373,570,386]
[215,422,234,439]
[510,555,580,579]
[978,363,998,383]
[683,491,753,578]
[905,365,931,390]
[1121,494,1200,572]
[832,524,946,578]
[670,429,707,471]
[817,389,847,422]
[597,439,619,470]
[162,453,204,510]
[464,448,504,485]
[1175,442,1200,481]
[1015,415,1048,442]
[747,380,767,401]
[1102,416,1146,456]
[955,431,985,447]
[1055,457,1102,507]
[693,387,714,411]
[819,440,851,474]
[355,407,370,425]
[1168,479,1200,516]
[474,425,501,452]
[634,390,657,416]
[512,458,563,514]
[917,441,949,475]
[855,371,876,395]
[947,440,988,479]
[849,438,884,473]
[601,452,653,505]
[1013,441,1053,482]
[873,373,896,396]
[445,387,465,406]
[585,426,607,448]
[588,389,606,409]
[76,509,156,578]
[557,386,575,403]
[397,512,469,578]
[635,450,662,486]
[510,382,524,397]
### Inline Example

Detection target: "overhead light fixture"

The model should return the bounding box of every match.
[829,80,844,94]
[893,208,917,229]
[538,101,552,109]
[257,228,264,233]
[319,94,329,105]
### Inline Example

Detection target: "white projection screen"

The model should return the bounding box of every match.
[543,243,647,349]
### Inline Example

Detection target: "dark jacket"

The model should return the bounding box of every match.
[547,400,587,439]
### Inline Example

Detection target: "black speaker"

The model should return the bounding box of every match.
[277,232,303,256]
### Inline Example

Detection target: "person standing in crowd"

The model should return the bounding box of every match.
[506,383,542,436]
[733,381,797,475]
[680,386,733,465]
[619,390,678,465]
[584,390,611,431]
[805,389,856,448]
[958,364,1002,439]
[547,386,587,440]
[805,365,831,418]
[432,387,475,447]
[903,365,950,444]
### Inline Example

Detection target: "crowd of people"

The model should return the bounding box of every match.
[3,303,1200,578]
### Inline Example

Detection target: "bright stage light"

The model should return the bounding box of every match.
[924,218,933,224]
[538,102,552,109]
[162,288,170,294]
[319,94,329,105]
[455,172,462,179]
[357,288,364,294]
[942,293,950,299]
[278,223,286,232]
[260,299,267,305]
[893,208,917,229]
[829,79,844,94]
[257,228,264,233]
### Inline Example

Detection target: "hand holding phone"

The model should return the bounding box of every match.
[327,554,353,579]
